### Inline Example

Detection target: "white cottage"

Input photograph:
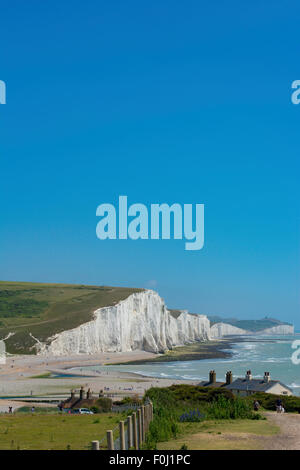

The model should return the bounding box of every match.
[225,371,293,396]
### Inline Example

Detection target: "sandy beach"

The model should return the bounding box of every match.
[0,351,198,412]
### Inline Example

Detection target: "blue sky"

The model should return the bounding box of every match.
[0,1,299,326]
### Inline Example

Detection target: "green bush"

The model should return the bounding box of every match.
[94,397,113,412]
[90,406,100,414]
[114,395,142,406]
[144,412,179,449]
[207,395,254,420]
[163,384,234,403]
[246,392,300,413]
[143,385,260,448]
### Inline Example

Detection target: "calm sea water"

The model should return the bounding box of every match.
[74,334,300,396]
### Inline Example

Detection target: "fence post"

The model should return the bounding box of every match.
[144,405,147,433]
[107,430,114,450]
[127,415,133,449]
[119,420,125,450]
[92,440,99,450]
[141,405,145,442]
[145,404,149,432]
[132,411,138,449]
[150,402,153,421]
[138,408,143,445]
[148,404,151,429]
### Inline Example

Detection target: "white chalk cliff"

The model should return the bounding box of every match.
[210,322,250,338]
[210,322,294,338]
[36,290,211,356]
[257,324,294,335]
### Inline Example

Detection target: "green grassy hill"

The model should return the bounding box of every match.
[0,281,143,354]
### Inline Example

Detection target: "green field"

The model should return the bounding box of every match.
[0,412,120,450]
[0,281,142,354]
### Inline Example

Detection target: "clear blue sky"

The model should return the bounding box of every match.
[0,1,299,326]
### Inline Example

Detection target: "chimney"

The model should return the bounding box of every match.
[70,389,75,399]
[79,386,85,400]
[87,388,92,399]
[245,370,252,381]
[226,371,233,385]
[209,370,216,384]
[264,372,270,383]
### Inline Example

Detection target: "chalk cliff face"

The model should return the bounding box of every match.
[210,322,249,338]
[36,290,210,356]
[258,324,294,335]
[210,322,294,338]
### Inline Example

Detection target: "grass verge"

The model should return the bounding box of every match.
[0,412,121,450]
[157,418,279,450]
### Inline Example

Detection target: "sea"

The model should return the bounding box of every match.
[72,334,300,396]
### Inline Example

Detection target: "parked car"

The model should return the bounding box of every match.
[71,408,94,415]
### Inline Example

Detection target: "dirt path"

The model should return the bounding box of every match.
[263,412,300,450]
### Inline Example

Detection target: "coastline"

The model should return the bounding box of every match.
[0,340,232,410]
[1,334,296,411]
[110,339,232,365]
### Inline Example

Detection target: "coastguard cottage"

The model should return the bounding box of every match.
[225,370,293,396]
[59,387,107,410]
[198,370,293,396]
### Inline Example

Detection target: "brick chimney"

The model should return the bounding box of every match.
[79,386,85,400]
[226,371,233,385]
[264,372,270,383]
[245,370,252,381]
[87,388,92,399]
[70,389,75,399]
[209,370,216,384]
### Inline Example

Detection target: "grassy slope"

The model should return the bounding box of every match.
[157,418,280,450]
[0,281,143,354]
[0,412,120,450]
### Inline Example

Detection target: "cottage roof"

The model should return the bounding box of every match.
[224,378,292,393]
[198,381,227,388]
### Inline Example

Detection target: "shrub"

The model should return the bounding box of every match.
[246,392,300,413]
[251,413,265,420]
[90,406,100,414]
[95,397,113,412]
[144,414,179,449]
[207,395,254,420]
[143,384,259,448]
[115,395,142,406]
[157,384,234,403]
[179,409,205,422]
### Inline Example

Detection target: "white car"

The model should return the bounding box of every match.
[72,408,94,415]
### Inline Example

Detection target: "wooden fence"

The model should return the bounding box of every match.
[91,401,153,450]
